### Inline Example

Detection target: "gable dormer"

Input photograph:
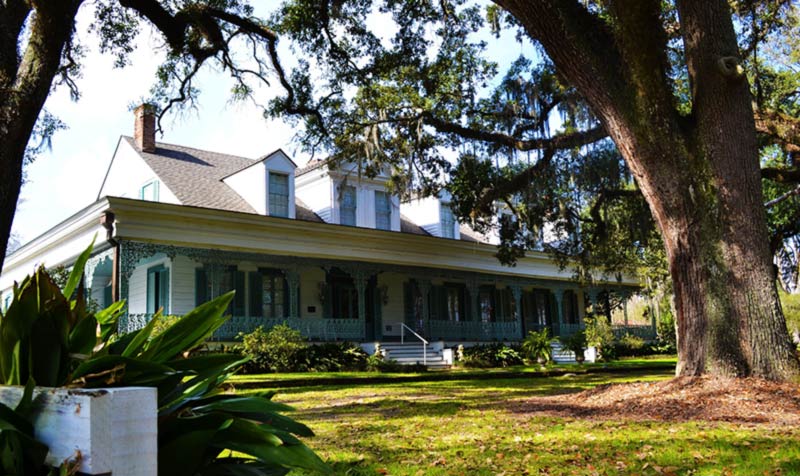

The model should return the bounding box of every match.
[296,161,401,231]
[400,191,461,239]
[223,150,297,218]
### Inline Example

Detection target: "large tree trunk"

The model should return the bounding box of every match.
[497,0,800,380]
[0,2,82,271]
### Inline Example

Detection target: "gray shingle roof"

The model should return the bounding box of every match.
[124,136,485,240]
[124,137,322,222]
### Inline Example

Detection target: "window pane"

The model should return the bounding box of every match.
[269,173,290,217]
[375,191,391,230]
[440,203,455,238]
[140,181,159,202]
[340,185,357,226]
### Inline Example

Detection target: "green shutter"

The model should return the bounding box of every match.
[160,267,170,314]
[146,269,155,314]
[234,271,245,316]
[195,268,207,306]
[282,276,290,318]
[249,272,263,317]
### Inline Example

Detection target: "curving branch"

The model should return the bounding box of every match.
[422,111,608,151]
[116,0,326,133]
[755,109,800,155]
[762,166,800,184]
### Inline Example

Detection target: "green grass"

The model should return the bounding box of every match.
[249,367,800,476]
[228,357,678,386]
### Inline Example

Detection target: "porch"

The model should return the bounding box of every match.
[86,240,644,342]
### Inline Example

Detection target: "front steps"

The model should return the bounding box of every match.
[379,342,451,370]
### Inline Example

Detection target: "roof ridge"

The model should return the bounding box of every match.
[122,135,255,162]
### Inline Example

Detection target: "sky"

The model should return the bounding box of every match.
[11,2,530,245]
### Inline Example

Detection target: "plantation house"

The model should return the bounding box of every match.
[0,107,646,362]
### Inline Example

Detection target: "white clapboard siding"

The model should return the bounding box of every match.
[0,386,157,476]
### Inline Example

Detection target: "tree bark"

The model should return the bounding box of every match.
[0,2,83,271]
[496,0,800,380]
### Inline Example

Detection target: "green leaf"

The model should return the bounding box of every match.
[142,292,234,364]
[194,396,295,414]
[213,419,331,474]
[63,236,96,299]
[159,414,235,476]
[68,315,98,357]
[122,310,162,358]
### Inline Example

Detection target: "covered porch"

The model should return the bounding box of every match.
[92,240,644,342]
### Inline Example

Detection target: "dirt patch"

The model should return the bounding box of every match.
[513,376,800,426]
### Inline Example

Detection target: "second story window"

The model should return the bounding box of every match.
[375,191,391,230]
[268,173,289,217]
[440,203,455,238]
[340,185,357,226]
[140,180,159,202]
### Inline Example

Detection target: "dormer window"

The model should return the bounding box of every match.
[268,172,290,217]
[340,185,357,226]
[375,191,391,230]
[140,180,159,202]
[440,203,455,238]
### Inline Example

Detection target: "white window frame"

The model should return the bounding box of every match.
[268,172,290,217]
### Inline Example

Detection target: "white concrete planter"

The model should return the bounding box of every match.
[0,386,157,476]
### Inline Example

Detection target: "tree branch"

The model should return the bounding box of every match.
[765,185,800,208]
[762,166,800,184]
[755,109,800,155]
[422,111,607,151]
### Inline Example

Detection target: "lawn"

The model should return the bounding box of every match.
[246,365,800,476]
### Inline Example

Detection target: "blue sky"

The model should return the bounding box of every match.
[12,2,531,245]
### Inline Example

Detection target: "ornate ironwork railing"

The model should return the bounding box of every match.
[611,324,657,341]
[428,320,522,341]
[119,314,363,341]
[213,317,363,341]
[522,322,583,338]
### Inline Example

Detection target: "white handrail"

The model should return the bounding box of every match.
[399,323,428,366]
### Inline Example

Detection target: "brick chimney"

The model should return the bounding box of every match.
[133,104,156,153]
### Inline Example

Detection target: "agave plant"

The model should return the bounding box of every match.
[0,241,330,475]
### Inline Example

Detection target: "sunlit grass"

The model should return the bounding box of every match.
[252,368,800,476]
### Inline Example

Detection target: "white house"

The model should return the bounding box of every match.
[0,106,644,350]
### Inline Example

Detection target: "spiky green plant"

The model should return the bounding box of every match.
[0,241,330,475]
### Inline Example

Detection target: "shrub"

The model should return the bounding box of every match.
[459,343,524,368]
[781,290,800,338]
[521,329,552,364]
[364,351,426,372]
[298,342,369,372]
[613,333,647,357]
[558,331,587,362]
[584,314,616,361]
[655,308,677,354]
[240,324,308,373]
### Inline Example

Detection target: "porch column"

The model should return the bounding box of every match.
[418,279,431,336]
[620,289,630,326]
[586,288,600,316]
[552,288,564,336]
[286,270,300,318]
[467,279,479,322]
[354,270,368,341]
[510,285,523,339]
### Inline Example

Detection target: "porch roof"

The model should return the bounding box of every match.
[107,197,641,287]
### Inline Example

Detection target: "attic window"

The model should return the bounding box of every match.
[268,173,289,217]
[140,180,160,202]
[440,203,455,239]
[340,185,357,226]
[375,191,391,230]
